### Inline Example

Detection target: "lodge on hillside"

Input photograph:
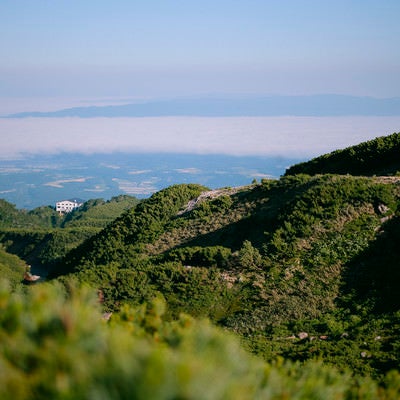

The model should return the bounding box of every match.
[55,199,84,214]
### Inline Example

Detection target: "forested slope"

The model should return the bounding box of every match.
[0,195,139,271]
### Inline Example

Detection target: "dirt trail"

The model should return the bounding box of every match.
[177,185,250,215]
[373,176,400,184]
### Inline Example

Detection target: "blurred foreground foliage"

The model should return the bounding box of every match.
[1,280,399,400]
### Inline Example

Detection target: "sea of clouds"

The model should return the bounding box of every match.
[1,116,399,159]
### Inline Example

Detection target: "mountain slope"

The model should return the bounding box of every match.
[50,184,208,277]
[285,132,400,176]
[0,195,140,271]
[48,170,400,377]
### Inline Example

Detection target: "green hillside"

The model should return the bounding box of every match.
[1,133,400,397]
[285,132,400,176]
[0,199,59,229]
[0,247,26,288]
[49,173,400,380]
[0,195,139,270]
[0,194,139,230]
[60,195,140,229]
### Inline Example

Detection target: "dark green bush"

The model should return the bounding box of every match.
[164,245,232,268]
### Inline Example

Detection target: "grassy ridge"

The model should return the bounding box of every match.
[285,132,400,176]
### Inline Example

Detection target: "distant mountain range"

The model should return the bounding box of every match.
[5,94,400,118]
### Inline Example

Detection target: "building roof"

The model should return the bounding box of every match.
[56,198,85,204]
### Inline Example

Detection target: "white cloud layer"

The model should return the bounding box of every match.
[0,116,399,159]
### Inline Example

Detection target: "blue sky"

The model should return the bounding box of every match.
[1,0,399,100]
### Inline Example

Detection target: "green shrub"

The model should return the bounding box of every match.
[164,246,232,268]
[1,280,398,400]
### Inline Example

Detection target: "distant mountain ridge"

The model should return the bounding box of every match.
[5,94,400,118]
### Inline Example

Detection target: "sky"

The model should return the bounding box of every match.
[1,0,400,104]
[0,1,399,159]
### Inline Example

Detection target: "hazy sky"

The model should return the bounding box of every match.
[1,0,399,101]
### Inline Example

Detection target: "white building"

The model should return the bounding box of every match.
[56,199,84,213]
